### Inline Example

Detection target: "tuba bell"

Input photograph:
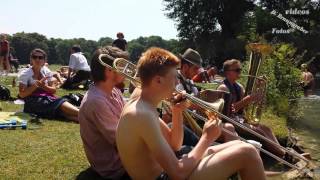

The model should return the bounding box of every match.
[243,43,272,124]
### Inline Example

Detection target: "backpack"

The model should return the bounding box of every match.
[0,85,11,101]
[62,93,84,107]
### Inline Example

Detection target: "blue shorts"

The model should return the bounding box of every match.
[23,96,67,119]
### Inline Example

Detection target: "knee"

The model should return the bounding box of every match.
[232,140,243,145]
[239,143,260,160]
[224,123,236,132]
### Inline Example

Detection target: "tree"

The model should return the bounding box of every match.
[127,36,181,62]
[47,38,60,64]
[164,0,255,66]
[127,41,145,62]
[164,0,320,69]
[8,33,183,65]
[98,37,114,47]
[10,32,49,64]
[255,0,320,70]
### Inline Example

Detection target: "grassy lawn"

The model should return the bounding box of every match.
[0,67,289,179]
[0,73,88,179]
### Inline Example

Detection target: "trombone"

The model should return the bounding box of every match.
[98,55,310,171]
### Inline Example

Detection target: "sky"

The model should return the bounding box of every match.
[0,0,178,41]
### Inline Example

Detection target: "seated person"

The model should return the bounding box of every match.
[18,48,79,122]
[62,45,91,89]
[116,47,266,180]
[217,59,285,157]
[177,48,238,142]
[43,63,65,88]
[192,66,218,83]
[78,46,130,179]
[58,66,69,78]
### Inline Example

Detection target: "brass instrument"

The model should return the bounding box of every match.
[243,43,272,123]
[182,98,225,137]
[99,55,310,171]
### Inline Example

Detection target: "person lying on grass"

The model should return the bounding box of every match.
[116,47,266,180]
[18,48,79,122]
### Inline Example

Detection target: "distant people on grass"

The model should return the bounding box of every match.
[62,45,91,89]
[300,63,315,97]
[192,66,218,83]
[9,47,19,73]
[112,32,127,51]
[0,34,11,75]
[43,63,65,88]
[18,48,79,122]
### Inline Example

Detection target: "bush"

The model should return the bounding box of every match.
[243,43,302,116]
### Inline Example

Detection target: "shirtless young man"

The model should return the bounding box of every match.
[301,63,314,97]
[116,47,266,180]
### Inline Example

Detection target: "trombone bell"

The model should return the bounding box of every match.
[207,98,224,113]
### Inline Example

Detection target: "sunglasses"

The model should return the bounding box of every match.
[227,68,242,73]
[31,55,45,60]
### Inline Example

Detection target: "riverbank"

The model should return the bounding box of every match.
[0,71,290,179]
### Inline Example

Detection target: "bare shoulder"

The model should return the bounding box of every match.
[121,99,158,127]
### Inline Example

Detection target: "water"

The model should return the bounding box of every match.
[285,90,320,179]
[290,91,320,165]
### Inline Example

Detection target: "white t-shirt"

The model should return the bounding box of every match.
[68,52,90,72]
[18,66,53,87]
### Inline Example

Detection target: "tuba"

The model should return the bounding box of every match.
[243,43,272,124]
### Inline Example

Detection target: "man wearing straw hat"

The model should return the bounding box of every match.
[175,48,238,142]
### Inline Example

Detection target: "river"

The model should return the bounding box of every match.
[284,87,320,179]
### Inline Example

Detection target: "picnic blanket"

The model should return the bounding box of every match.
[0,111,31,124]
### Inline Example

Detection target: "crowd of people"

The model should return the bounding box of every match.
[1,32,313,179]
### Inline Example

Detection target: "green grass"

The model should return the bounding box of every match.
[260,110,288,140]
[0,71,88,179]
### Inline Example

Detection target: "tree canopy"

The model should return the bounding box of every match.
[7,33,181,65]
[163,0,320,70]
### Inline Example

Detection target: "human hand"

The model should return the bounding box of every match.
[202,115,222,141]
[169,91,190,112]
[231,104,236,114]
[34,77,48,88]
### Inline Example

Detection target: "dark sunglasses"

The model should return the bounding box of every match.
[31,55,45,60]
[227,68,242,73]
